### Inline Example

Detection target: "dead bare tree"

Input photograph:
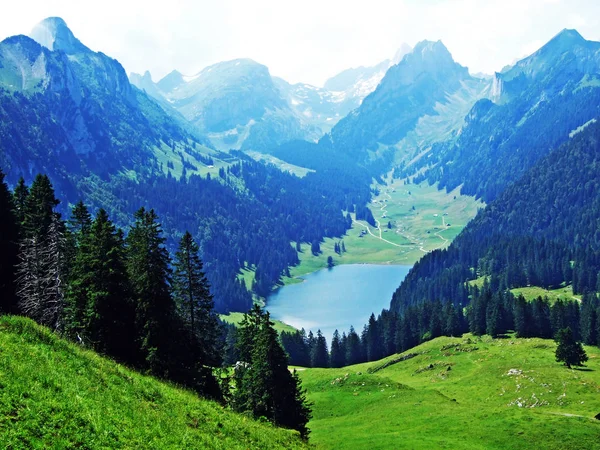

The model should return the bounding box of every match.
[16,214,66,330]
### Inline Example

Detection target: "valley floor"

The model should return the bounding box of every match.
[279,179,483,286]
[299,334,600,449]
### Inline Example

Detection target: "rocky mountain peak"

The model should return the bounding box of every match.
[30,17,88,54]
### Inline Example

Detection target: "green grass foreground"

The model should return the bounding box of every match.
[300,334,600,449]
[0,316,308,449]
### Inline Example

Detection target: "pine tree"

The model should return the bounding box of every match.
[73,209,136,361]
[12,177,29,227]
[311,330,329,368]
[126,208,175,374]
[330,329,345,368]
[172,231,221,367]
[0,169,19,313]
[555,327,588,369]
[233,306,311,438]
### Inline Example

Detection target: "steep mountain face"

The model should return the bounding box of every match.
[391,119,600,314]
[327,41,490,163]
[131,60,316,152]
[0,17,215,200]
[425,29,600,202]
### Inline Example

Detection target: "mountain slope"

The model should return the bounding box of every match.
[327,40,489,164]
[391,114,600,313]
[0,17,216,199]
[425,29,600,202]
[0,315,308,449]
[0,18,366,314]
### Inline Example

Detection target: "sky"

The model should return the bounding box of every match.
[1,0,600,86]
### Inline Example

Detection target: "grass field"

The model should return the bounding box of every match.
[152,140,230,180]
[244,151,315,178]
[510,285,582,304]
[300,334,600,449]
[219,312,298,334]
[0,316,307,449]
[278,179,483,284]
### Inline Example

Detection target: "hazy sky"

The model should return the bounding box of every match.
[2,0,600,86]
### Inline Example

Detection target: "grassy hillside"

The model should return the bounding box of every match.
[0,316,308,449]
[300,334,600,449]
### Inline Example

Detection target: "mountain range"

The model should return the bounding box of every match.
[129,44,412,151]
[2,18,600,320]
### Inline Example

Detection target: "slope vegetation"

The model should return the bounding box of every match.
[392,113,600,312]
[300,334,600,449]
[425,29,600,202]
[0,316,307,449]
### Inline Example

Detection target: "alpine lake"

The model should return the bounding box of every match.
[266,264,411,342]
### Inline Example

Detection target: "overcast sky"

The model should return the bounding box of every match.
[2,0,600,86]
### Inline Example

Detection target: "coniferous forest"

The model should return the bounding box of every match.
[0,170,311,437]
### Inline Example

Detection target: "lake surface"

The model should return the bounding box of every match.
[266,264,411,342]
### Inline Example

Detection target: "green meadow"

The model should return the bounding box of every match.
[300,333,600,449]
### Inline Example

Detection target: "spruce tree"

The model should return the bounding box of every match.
[173,231,221,367]
[513,295,528,337]
[0,169,19,313]
[555,327,588,369]
[330,329,345,368]
[233,306,311,438]
[126,208,175,374]
[579,292,598,345]
[345,326,361,365]
[366,313,381,361]
[311,330,329,368]
[64,202,94,339]
[12,177,29,227]
[79,209,136,361]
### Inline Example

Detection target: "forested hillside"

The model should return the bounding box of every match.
[0,18,378,312]
[391,116,600,313]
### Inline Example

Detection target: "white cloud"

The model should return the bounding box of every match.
[1,0,600,86]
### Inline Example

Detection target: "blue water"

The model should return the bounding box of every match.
[266,264,411,342]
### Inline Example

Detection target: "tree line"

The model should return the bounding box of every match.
[276,282,599,369]
[0,170,311,438]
